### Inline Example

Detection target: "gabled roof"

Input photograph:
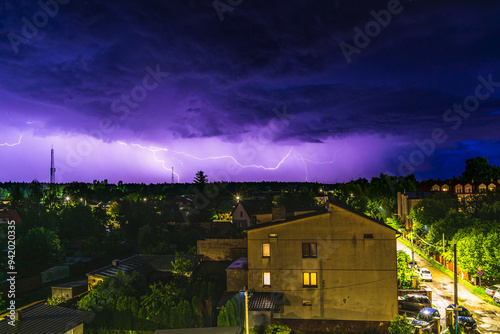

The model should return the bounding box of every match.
[244,202,398,233]
[0,302,94,334]
[217,291,284,311]
[245,209,328,231]
[232,200,271,216]
[87,254,202,278]
[0,209,21,223]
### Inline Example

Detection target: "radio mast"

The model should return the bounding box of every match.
[50,146,56,184]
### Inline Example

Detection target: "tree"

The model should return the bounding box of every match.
[217,306,230,326]
[461,157,497,180]
[396,250,414,289]
[171,252,192,281]
[193,171,208,189]
[17,227,64,273]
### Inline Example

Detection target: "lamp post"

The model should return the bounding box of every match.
[410,218,415,269]
[244,288,249,334]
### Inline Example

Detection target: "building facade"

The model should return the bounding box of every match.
[223,203,398,331]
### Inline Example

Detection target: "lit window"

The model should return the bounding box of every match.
[466,188,471,193]
[262,243,270,257]
[302,243,317,258]
[303,272,317,287]
[263,272,271,286]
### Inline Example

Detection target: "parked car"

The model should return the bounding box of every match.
[398,294,432,313]
[493,290,500,303]
[447,304,477,330]
[408,260,418,269]
[485,284,500,297]
[418,268,432,281]
[411,308,440,332]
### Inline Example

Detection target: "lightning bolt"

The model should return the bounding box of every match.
[293,145,347,181]
[0,135,22,147]
[118,141,294,181]
[118,141,181,182]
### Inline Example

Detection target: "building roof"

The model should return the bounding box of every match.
[0,209,21,223]
[0,302,94,334]
[416,179,500,192]
[217,291,284,311]
[226,257,247,270]
[244,209,328,231]
[51,279,88,288]
[154,327,241,334]
[244,202,398,233]
[86,254,201,279]
[232,200,271,216]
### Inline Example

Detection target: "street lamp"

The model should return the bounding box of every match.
[240,286,252,334]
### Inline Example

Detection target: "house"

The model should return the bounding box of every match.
[0,209,21,224]
[397,179,500,229]
[51,279,89,302]
[222,203,398,332]
[416,179,500,199]
[396,191,431,230]
[0,301,94,334]
[231,200,317,230]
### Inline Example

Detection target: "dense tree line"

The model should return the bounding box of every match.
[77,271,217,331]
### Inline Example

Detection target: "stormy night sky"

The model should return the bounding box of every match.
[1,0,500,183]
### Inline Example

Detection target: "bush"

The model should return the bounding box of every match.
[265,322,291,334]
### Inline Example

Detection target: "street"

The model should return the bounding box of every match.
[397,239,500,333]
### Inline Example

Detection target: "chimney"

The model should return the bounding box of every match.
[272,207,286,221]
[111,259,120,267]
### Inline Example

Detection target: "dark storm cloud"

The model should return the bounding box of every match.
[1,0,500,146]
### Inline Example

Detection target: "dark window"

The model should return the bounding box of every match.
[364,234,373,239]
[240,211,243,218]
[302,243,317,258]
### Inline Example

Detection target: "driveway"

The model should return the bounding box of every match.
[397,239,500,333]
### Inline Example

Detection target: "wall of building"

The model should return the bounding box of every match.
[246,205,397,322]
[226,269,248,292]
[197,238,247,261]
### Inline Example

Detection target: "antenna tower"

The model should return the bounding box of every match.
[171,167,174,184]
[50,146,56,184]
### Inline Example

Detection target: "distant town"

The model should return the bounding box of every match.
[1,157,500,334]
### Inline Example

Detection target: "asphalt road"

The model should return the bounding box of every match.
[397,239,500,333]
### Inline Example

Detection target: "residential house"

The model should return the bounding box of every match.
[397,179,500,229]
[231,200,316,230]
[222,203,398,332]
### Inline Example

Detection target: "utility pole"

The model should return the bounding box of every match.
[454,243,458,334]
[443,233,445,257]
[244,288,249,334]
[410,219,415,268]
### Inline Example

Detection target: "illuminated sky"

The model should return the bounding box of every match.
[1,0,500,183]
